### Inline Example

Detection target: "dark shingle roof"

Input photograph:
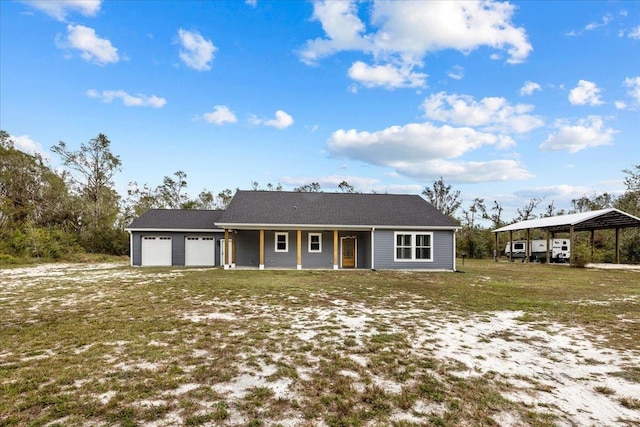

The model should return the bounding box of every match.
[217,191,459,228]
[127,209,223,230]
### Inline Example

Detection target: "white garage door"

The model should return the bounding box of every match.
[141,236,172,266]
[185,236,216,266]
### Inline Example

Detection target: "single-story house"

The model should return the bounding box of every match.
[126,190,461,271]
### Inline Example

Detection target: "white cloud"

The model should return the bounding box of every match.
[519,81,541,96]
[422,92,543,134]
[369,1,532,63]
[615,101,627,110]
[512,184,593,210]
[60,24,118,65]
[348,61,427,89]
[177,29,216,71]
[21,0,101,21]
[624,76,640,104]
[266,110,294,129]
[202,105,237,125]
[628,26,640,39]
[299,0,531,89]
[245,0,257,7]
[568,80,603,106]
[540,116,617,153]
[298,1,369,65]
[396,159,533,183]
[447,65,464,81]
[250,110,294,129]
[87,89,166,108]
[326,121,530,183]
[11,134,48,158]
[585,14,612,31]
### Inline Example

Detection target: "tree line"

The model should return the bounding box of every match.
[1,131,639,263]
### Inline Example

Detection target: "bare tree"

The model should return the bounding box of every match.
[338,181,355,193]
[483,200,504,229]
[294,182,321,192]
[157,170,189,209]
[422,177,461,219]
[514,197,543,222]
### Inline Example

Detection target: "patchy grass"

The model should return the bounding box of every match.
[0,259,638,426]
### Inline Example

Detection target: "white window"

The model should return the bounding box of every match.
[394,232,433,262]
[308,233,322,253]
[275,232,288,252]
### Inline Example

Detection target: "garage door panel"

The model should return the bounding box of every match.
[141,236,172,266]
[185,236,216,266]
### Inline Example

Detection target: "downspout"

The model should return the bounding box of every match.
[453,229,458,271]
[371,227,375,270]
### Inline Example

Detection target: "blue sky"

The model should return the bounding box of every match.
[1,0,639,221]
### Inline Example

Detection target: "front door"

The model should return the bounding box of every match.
[342,238,356,268]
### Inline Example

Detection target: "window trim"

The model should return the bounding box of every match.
[394,232,433,262]
[308,233,322,253]
[275,232,288,252]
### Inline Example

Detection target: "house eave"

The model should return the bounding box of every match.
[215,223,460,231]
[125,227,223,233]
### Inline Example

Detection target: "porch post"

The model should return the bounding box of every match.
[231,231,236,268]
[259,229,265,270]
[297,229,302,270]
[494,232,499,262]
[525,228,530,263]
[590,230,595,262]
[333,230,339,269]
[371,228,375,270]
[224,229,230,269]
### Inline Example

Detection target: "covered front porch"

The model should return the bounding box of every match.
[221,228,372,270]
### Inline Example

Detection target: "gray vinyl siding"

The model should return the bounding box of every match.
[264,231,297,268]
[373,229,454,270]
[234,231,260,267]
[130,231,223,266]
[131,232,142,266]
[301,231,335,269]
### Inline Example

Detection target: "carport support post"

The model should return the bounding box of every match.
[224,229,229,269]
[259,229,265,270]
[333,230,339,269]
[525,228,530,263]
[570,225,575,265]
[546,230,551,264]
[590,230,595,262]
[494,232,499,261]
[615,227,620,264]
[509,230,513,262]
[297,229,302,270]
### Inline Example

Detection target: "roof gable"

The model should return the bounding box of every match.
[127,209,223,230]
[217,191,459,228]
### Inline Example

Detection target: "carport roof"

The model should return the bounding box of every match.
[493,208,640,234]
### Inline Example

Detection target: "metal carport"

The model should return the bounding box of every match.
[492,208,640,264]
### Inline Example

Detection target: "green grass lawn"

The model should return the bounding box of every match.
[0,260,638,426]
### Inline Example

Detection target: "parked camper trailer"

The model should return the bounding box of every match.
[504,239,570,262]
